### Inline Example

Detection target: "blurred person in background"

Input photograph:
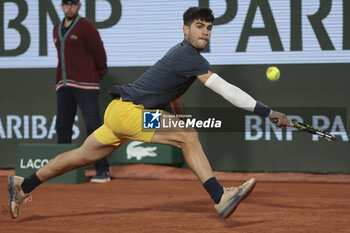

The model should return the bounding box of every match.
[53,0,110,182]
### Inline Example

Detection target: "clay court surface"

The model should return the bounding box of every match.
[1,164,350,233]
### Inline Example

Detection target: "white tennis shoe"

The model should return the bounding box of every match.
[8,176,32,218]
[215,178,256,219]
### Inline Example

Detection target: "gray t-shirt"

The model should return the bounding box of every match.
[109,39,213,109]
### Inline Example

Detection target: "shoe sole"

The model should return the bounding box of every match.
[90,177,111,183]
[8,176,16,219]
[220,179,256,219]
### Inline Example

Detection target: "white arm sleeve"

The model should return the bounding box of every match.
[204,73,257,112]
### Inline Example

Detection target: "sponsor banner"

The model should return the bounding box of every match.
[111,140,184,165]
[0,114,81,140]
[0,0,349,68]
[19,158,52,169]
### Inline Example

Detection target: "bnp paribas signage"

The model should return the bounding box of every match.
[0,0,349,68]
[0,114,80,140]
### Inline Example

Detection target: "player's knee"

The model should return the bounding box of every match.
[178,128,199,148]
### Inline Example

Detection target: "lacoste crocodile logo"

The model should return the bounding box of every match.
[126,141,157,161]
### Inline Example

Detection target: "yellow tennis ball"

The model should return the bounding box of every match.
[266,66,280,81]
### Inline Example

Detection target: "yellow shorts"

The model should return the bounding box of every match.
[93,99,159,147]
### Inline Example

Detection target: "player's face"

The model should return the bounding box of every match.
[184,19,213,52]
[61,2,81,20]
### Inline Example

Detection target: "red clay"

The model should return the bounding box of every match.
[1,166,350,233]
[109,164,350,183]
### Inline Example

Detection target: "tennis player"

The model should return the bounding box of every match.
[8,7,290,219]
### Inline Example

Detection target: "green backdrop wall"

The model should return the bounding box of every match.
[0,64,349,173]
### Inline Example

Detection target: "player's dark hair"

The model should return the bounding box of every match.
[183,7,214,26]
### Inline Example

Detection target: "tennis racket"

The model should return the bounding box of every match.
[272,118,336,141]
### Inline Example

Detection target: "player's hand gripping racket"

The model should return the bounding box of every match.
[272,118,336,141]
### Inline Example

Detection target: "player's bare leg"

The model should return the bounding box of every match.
[150,112,256,218]
[151,117,213,182]
[36,134,116,182]
[8,134,116,218]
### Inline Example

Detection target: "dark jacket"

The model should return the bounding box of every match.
[53,16,107,91]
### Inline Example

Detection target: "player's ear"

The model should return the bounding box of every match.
[183,25,189,37]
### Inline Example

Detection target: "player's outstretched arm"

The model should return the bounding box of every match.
[197,71,290,128]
